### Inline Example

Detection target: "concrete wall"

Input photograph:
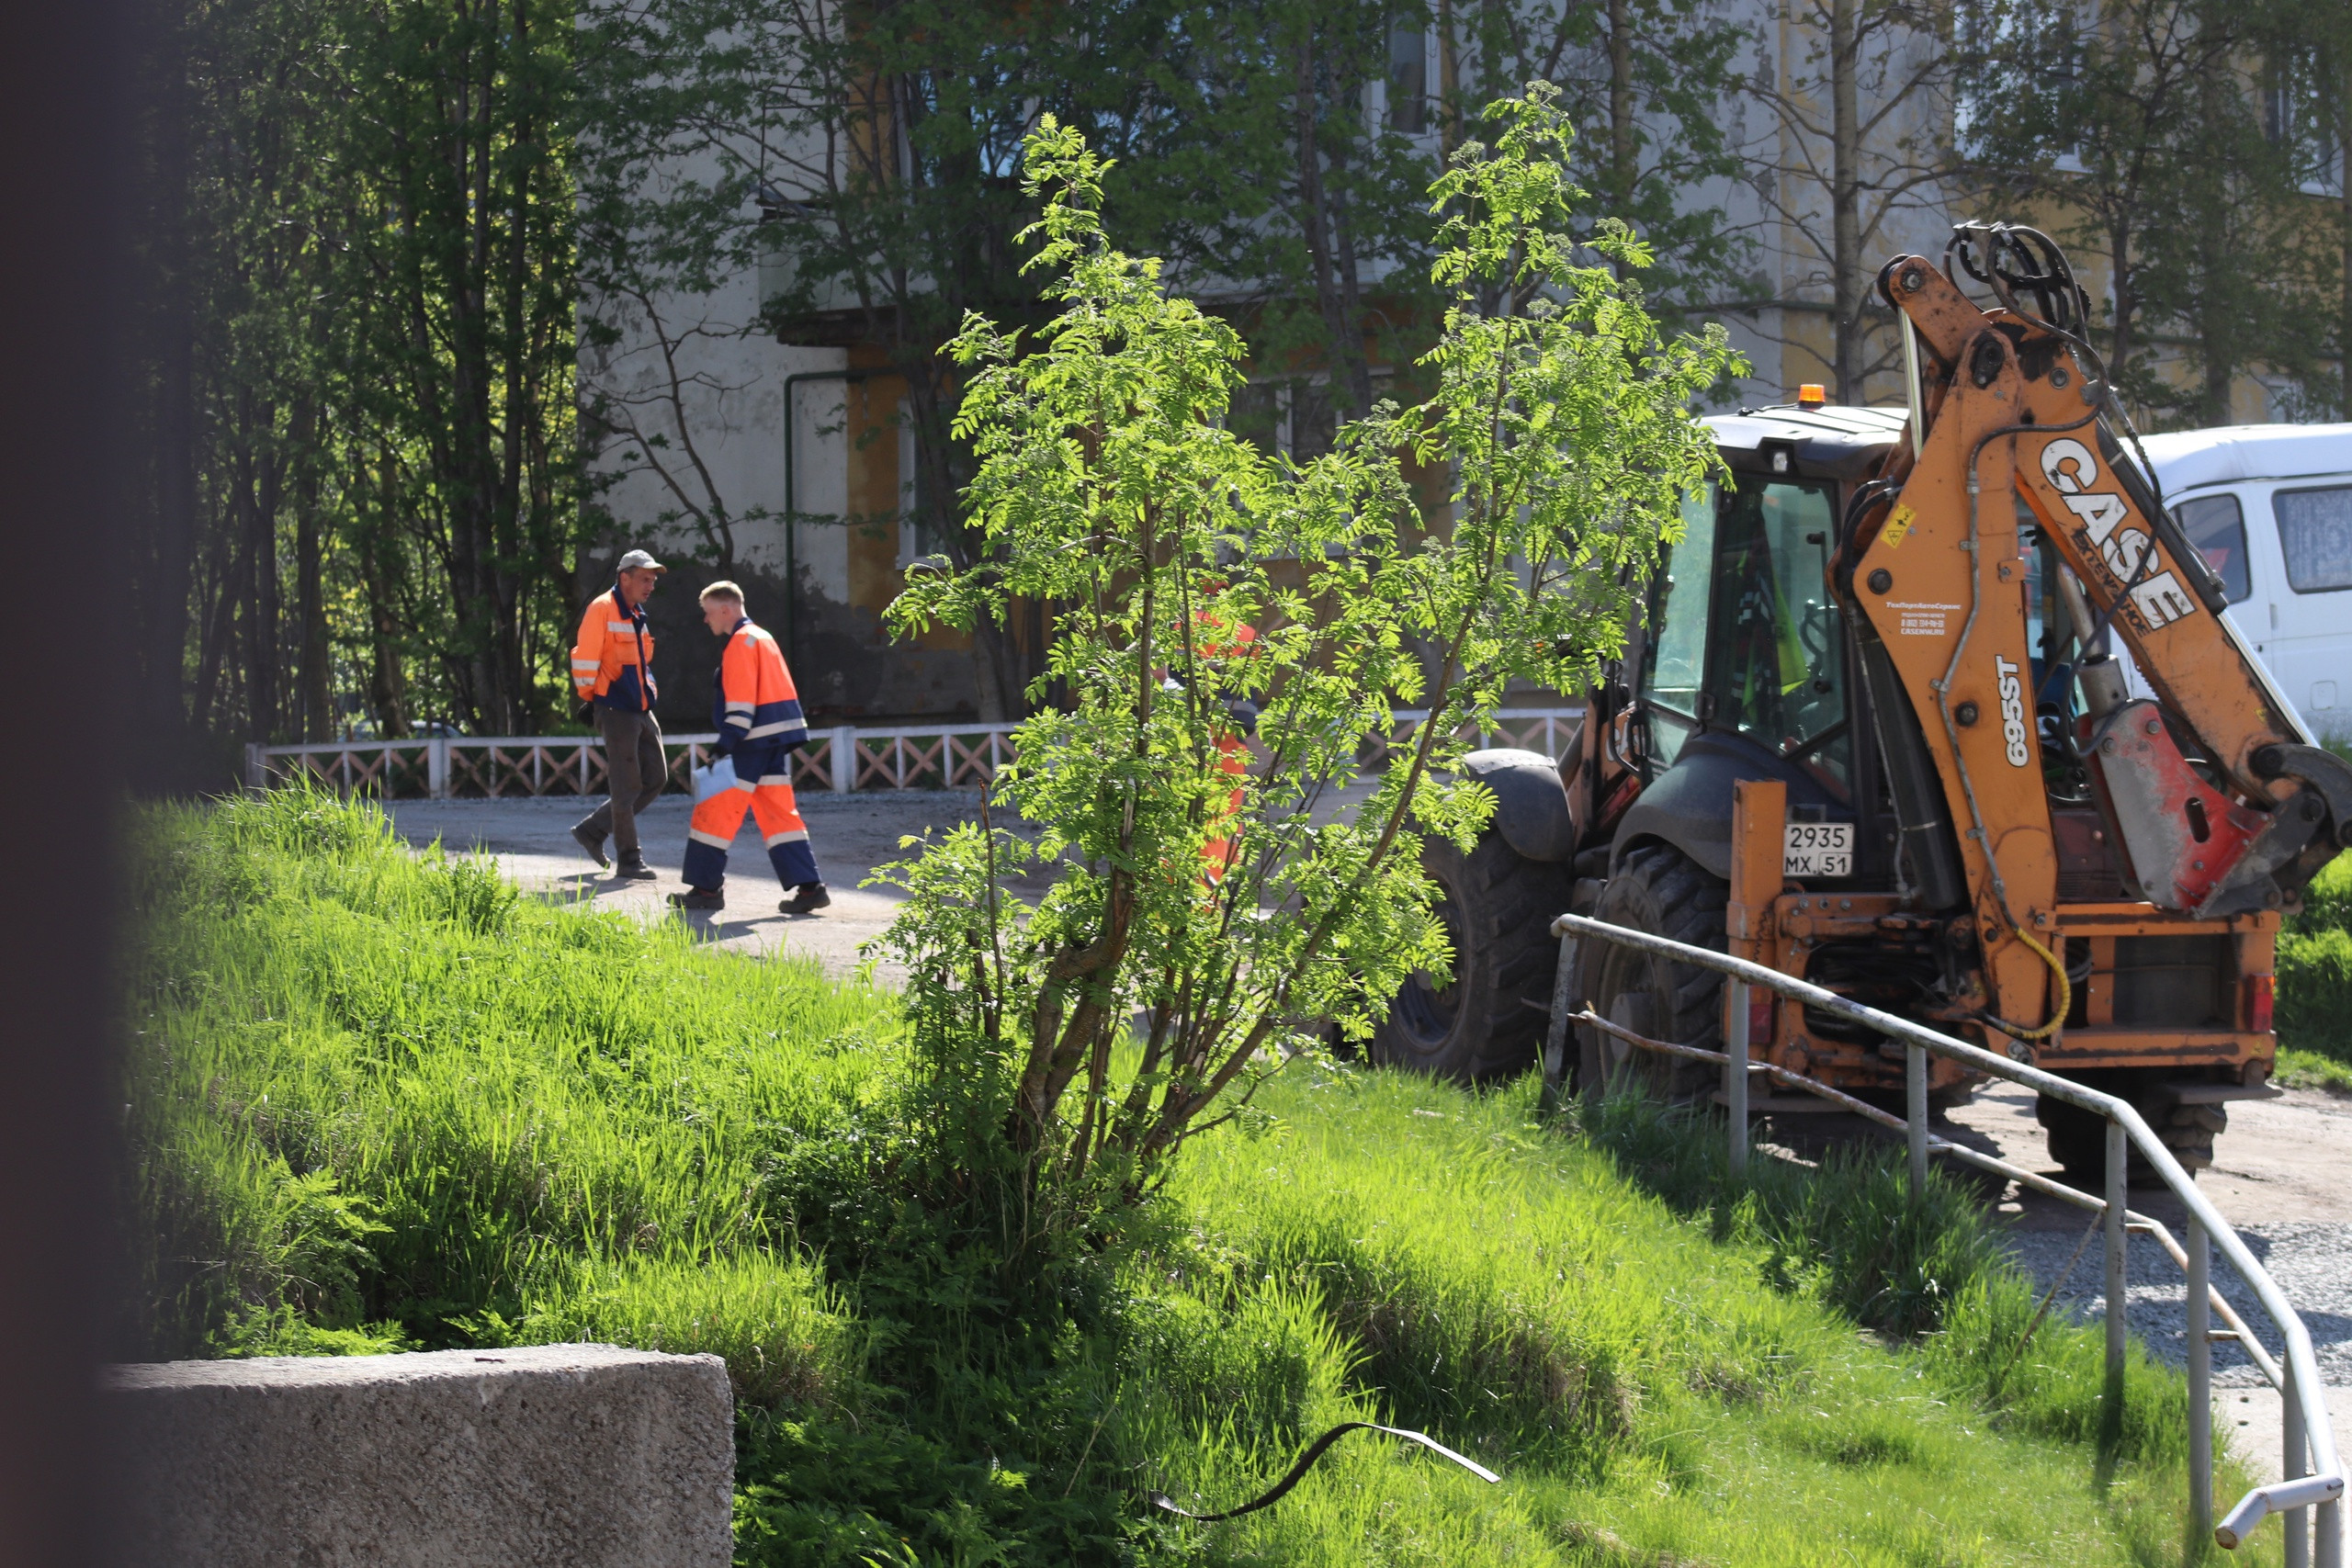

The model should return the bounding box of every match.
[104,1344,734,1568]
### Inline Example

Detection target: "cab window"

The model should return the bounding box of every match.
[1712,479,1849,790]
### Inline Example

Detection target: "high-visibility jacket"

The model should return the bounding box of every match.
[710,617,807,755]
[572,587,658,711]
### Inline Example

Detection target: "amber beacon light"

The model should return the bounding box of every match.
[1796,383,1826,408]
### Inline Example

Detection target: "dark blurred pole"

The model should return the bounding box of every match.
[0,0,134,1561]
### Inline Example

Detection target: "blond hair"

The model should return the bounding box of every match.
[698,580,744,606]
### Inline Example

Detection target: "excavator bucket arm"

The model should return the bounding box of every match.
[1853,226,2352,1043]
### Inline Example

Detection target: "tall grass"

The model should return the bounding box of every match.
[1136,1068,2270,1566]
[127,787,2275,1566]
[126,785,890,1381]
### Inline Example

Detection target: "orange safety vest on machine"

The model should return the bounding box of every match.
[571,588,658,711]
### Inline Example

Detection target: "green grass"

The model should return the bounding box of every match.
[127,787,2278,1566]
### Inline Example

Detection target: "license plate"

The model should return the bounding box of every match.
[1783,821,1854,878]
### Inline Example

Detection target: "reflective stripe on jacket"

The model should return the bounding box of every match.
[710,618,807,754]
[572,587,657,711]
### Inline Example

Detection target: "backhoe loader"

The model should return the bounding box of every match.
[1371,223,2352,1176]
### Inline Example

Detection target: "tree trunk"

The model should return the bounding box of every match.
[1828,0,1865,402]
[1324,133,1374,418]
[291,394,333,739]
[2341,62,2351,416]
[1292,37,1371,422]
[1605,0,1634,209]
[2108,212,2137,380]
[361,444,412,739]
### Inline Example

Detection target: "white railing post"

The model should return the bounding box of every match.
[428,737,450,799]
[2289,1391,2312,1568]
[2105,1118,2129,1433]
[1539,931,1577,1116]
[1724,978,1748,1177]
[2188,1215,2213,1544]
[831,726,856,794]
[1906,1042,1929,1195]
[243,742,265,795]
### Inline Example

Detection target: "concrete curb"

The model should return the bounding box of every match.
[105,1344,734,1567]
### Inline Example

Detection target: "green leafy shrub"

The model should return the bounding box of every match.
[875,96,1734,1239]
[2279,852,2352,1081]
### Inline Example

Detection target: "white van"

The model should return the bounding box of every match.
[2136,423,2352,742]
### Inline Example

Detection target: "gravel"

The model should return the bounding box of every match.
[2000,1220,2352,1386]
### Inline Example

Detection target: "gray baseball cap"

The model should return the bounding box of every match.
[616,548,668,574]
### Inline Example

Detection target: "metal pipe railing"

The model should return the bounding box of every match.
[1549,911,2344,1561]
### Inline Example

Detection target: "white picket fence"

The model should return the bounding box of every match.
[243,709,1584,800]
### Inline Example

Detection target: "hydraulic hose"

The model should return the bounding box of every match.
[1986,922,2071,1044]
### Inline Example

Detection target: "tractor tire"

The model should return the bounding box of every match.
[1369,829,1573,1083]
[1573,841,1729,1104]
[2038,1093,2223,1184]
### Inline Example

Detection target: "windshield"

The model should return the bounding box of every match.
[1638,486,1717,767]
[1641,475,1849,791]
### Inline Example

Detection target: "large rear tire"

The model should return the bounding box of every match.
[1573,841,1729,1104]
[1369,830,1573,1083]
[2039,1091,2222,1183]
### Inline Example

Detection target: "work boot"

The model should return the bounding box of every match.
[616,852,658,881]
[780,882,831,915]
[570,821,609,869]
[668,886,724,911]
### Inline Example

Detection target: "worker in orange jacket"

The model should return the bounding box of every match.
[668,581,830,915]
[569,547,667,879]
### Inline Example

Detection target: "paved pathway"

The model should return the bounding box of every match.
[387,791,998,984]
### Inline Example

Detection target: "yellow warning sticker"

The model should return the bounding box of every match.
[1880,504,1916,550]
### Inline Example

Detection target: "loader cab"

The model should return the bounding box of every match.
[1618,405,1909,891]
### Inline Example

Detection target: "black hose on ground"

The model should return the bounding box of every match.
[1148,1421,1500,1523]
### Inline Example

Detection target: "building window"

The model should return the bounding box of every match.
[2265,51,2343,196]
[1387,25,1429,136]
[1228,373,1389,468]
[897,408,925,570]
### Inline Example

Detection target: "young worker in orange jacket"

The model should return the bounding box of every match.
[569,547,667,879]
[668,581,830,915]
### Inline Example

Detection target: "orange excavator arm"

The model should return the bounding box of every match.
[1849,225,2352,1043]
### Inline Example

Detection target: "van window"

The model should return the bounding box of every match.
[2276,486,2352,593]
[2176,494,2252,603]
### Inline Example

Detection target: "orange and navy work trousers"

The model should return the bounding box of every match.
[1201,732,1250,884]
[683,745,820,891]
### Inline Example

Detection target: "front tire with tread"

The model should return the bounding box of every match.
[1370,830,1572,1083]
[1574,841,1730,1104]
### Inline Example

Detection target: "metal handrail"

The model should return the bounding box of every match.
[1548,909,2344,1562]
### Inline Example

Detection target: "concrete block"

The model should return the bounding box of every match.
[104,1343,734,1567]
